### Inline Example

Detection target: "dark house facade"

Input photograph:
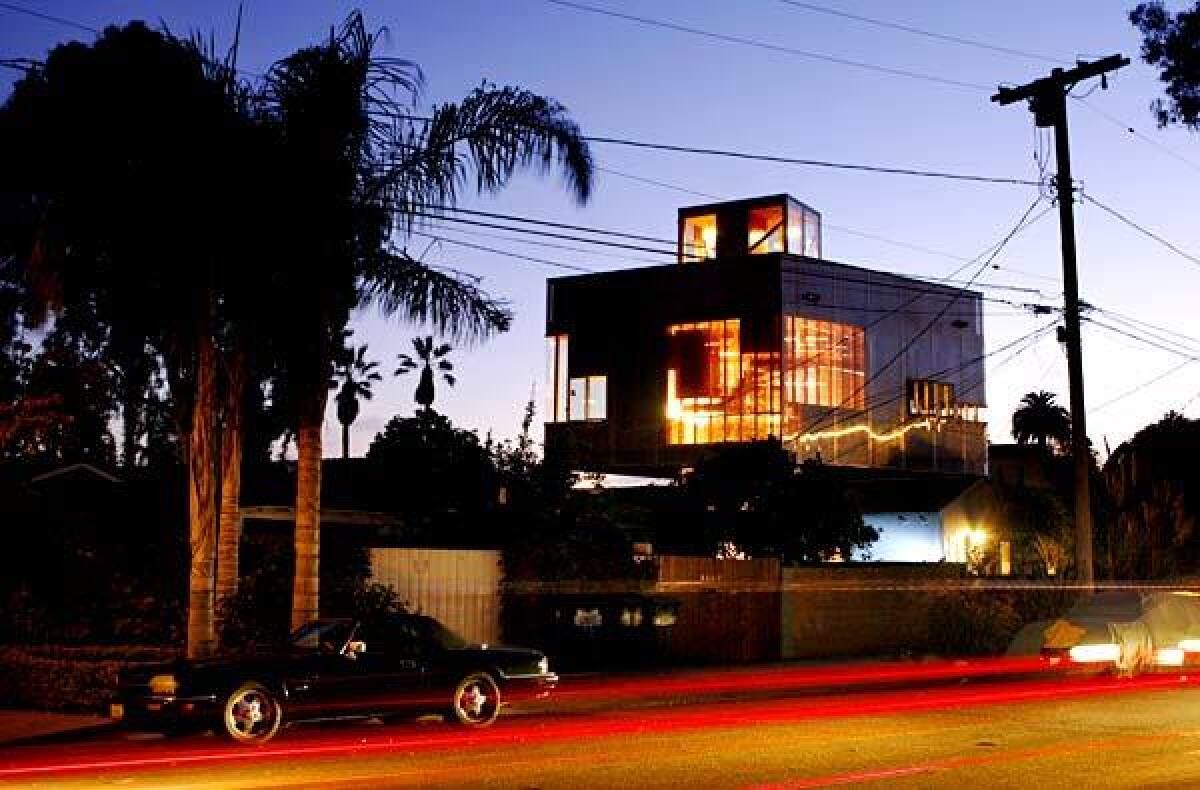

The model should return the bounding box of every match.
[545,194,987,475]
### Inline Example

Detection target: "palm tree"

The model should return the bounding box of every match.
[332,342,382,458]
[263,12,592,630]
[0,22,271,657]
[395,336,455,412]
[1012,390,1072,451]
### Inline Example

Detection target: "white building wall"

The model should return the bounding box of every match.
[370,548,503,646]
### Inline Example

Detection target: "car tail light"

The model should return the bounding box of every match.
[1068,643,1120,663]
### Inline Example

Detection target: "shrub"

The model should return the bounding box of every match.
[0,645,179,711]
[926,592,1024,657]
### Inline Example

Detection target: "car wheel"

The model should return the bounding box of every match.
[222,681,282,744]
[450,672,500,727]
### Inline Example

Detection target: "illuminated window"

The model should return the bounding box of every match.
[783,317,865,410]
[786,200,822,258]
[907,378,955,417]
[803,209,821,257]
[680,214,717,262]
[748,205,784,254]
[568,375,607,421]
[545,335,570,423]
[665,319,781,445]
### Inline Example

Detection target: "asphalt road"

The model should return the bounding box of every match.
[4,671,1200,789]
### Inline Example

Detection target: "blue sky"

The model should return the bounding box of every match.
[4,1,1199,459]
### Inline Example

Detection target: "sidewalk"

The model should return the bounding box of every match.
[0,709,111,747]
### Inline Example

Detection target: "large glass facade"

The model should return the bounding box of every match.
[665,319,781,445]
[783,317,865,410]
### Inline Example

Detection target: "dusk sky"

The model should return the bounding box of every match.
[4,0,1198,460]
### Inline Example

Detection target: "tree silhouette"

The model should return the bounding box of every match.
[264,11,592,631]
[1131,3,1200,130]
[1011,391,1072,451]
[331,341,382,458]
[395,336,455,412]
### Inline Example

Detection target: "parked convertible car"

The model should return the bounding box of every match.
[1007,590,1200,674]
[112,613,558,743]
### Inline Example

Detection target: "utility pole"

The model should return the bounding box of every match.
[992,55,1128,589]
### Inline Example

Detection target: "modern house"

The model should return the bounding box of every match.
[544,194,988,476]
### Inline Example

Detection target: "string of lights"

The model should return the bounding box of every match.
[821,322,1059,462]
[804,197,1048,434]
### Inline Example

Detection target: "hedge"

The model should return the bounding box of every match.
[0,645,179,712]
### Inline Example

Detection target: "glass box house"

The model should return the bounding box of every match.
[545,194,987,475]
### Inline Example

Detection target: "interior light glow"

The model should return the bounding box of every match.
[784,419,932,445]
[1178,639,1200,652]
[1068,644,1120,663]
[1155,647,1185,667]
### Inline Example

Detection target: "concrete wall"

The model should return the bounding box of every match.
[782,563,965,659]
[370,548,503,646]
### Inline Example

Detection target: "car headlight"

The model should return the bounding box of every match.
[1068,643,1120,663]
[148,674,179,695]
[537,656,550,675]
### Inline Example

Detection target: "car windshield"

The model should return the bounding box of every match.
[420,617,470,650]
[290,620,355,652]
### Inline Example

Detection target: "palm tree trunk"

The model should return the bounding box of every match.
[341,422,350,459]
[292,412,323,630]
[187,333,219,658]
[214,351,246,642]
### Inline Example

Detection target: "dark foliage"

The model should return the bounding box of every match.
[1131,2,1200,129]
[662,439,877,563]
[217,526,402,650]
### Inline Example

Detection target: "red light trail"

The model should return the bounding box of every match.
[0,667,1192,782]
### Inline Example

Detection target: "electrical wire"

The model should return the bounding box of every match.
[1082,193,1200,270]
[580,135,1041,187]
[824,321,1059,463]
[543,0,993,92]
[773,0,1068,65]
[1085,317,1200,361]
[804,197,1047,433]
[0,1,97,34]
[1091,357,1199,413]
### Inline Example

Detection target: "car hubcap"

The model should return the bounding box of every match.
[231,691,273,736]
[460,684,487,719]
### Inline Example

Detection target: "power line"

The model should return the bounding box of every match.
[418,204,676,247]
[773,1,1068,65]
[1082,193,1200,269]
[0,1,98,34]
[805,196,1046,433]
[544,0,992,91]
[1072,97,1200,176]
[582,134,1041,187]
[1092,306,1200,350]
[1091,357,1199,413]
[1086,317,1200,361]
[409,232,595,274]
[415,206,1055,309]
[825,321,1059,463]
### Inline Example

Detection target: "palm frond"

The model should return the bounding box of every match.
[358,252,512,343]
[374,83,593,229]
